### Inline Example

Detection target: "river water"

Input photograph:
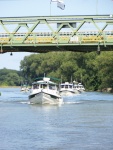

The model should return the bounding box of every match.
[0,88,113,150]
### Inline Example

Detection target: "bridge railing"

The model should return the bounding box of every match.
[0,31,113,44]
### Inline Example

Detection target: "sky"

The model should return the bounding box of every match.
[0,0,113,70]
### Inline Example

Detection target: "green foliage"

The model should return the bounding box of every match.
[1,51,113,90]
[0,68,23,86]
[95,52,113,89]
[20,51,113,91]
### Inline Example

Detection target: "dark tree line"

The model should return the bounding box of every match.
[20,51,113,91]
[1,51,113,91]
[0,68,23,86]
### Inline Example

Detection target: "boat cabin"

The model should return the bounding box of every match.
[74,83,85,91]
[60,82,74,89]
[32,77,57,90]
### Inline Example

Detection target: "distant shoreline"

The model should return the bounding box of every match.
[0,86,21,88]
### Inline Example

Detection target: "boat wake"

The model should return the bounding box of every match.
[64,101,81,104]
[19,101,30,104]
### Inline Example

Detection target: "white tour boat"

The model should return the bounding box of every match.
[21,84,29,92]
[74,83,85,93]
[29,77,63,105]
[60,82,79,96]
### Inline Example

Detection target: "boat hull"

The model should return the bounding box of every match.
[29,91,63,105]
[60,90,77,96]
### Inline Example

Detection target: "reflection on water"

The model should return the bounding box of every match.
[0,88,113,150]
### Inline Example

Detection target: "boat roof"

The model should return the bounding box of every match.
[34,77,60,82]
[61,82,73,85]
[32,77,57,85]
[32,81,56,85]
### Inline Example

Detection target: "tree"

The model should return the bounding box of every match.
[0,68,23,86]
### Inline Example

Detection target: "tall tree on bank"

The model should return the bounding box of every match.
[20,51,113,91]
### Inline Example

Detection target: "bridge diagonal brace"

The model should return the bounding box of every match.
[8,24,30,43]
[13,24,22,33]
[67,21,85,43]
[12,23,29,35]
[90,19,101,32]
[90,19,105,42]
[52,23,64,38]
[97,24,108,37]
[67,23,75,32]
[21,20,40,43]
[8,25,21,42]
[24,24,29,30]
[71,21,85,37]
[0,20,10,33]
[9,24,28,43]
[91,20,108,44]
[43,20,55,33]
[42,19,58,40]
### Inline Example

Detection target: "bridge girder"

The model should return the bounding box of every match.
[0,15,113,53]
[1,45,113,54]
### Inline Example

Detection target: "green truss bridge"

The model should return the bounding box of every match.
[0,15,113,53]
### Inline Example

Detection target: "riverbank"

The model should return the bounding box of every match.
[101,88,113,93]
[1,86,113,94]
[0,86,21,88]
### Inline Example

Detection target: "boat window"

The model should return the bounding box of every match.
[49,85,56,90]
[49,85,52,89]
[65,85,68,89]
[43,84,47,89]
[33,84,38,89]
[69,85,72,88]
[61,85,64,88]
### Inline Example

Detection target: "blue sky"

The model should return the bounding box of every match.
[0,0,113,70]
